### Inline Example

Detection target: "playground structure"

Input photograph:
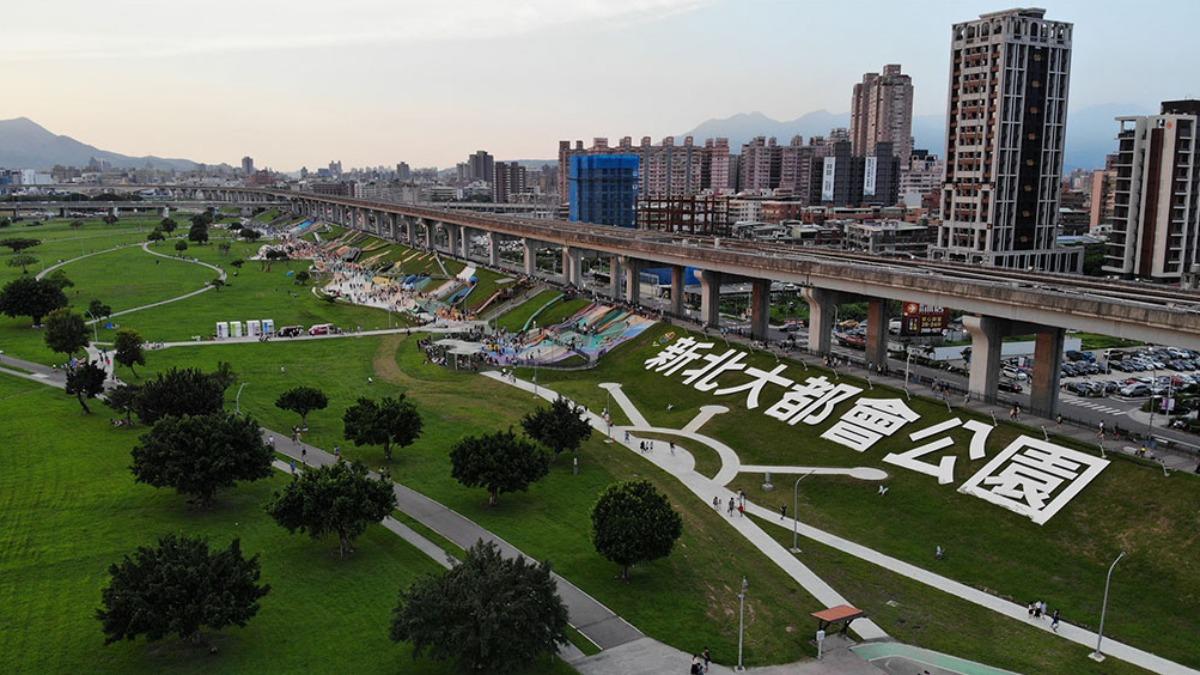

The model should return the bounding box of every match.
[484,301,655,366]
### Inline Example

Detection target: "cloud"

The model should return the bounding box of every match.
[1,0,712,61]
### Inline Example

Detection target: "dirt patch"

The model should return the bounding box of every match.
[372,334,408,385]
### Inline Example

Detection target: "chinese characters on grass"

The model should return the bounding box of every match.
[644,337,1109,525]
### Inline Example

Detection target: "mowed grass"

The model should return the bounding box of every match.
[527,323,1200,669]
[0,374,576,675]
[496,289,561,332]
[136,336,825,666]
[532,297,591,329]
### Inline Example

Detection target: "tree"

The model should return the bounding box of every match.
[450,429,550,506]
[7,253,37,273]
[146,230,165,243]
[294,270,311,285]
[174,240,188,253]
[217,241,231,256]
[159,217,177,233]
[131,412,273,506]
[105,383,141,425]
[44,308,89,357]
[87,298,112,323]
[0,237,41,253]
[187,222,209,244]
[0,217,10,228]
[102,214,119,225]
[590,480,682,580]
[265,461,395,558]
[113,329,145,375]
[240,228,262,242]
[65,361,107,414]
[342,395,422,462]
[389,540,568,671]
[521,397,593,458]
[0,276,67,326]
[45,269,73,290]
[97,534,269,646]
[275,386,328,427]
[133,367,227,424]
[227,221,244,232]
[190,212,213,228]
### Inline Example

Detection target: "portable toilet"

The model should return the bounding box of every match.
[230,321,243,338]
[262,319,275,336]
[247,320,262,337]
[216,321,229,339]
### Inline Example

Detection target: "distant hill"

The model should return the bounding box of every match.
[679,103,1151,171]
[0,117,200,171]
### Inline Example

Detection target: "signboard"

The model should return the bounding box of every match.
[642,336,1109,525]
[821,157,836,201]
[863,156,878,197]
[901,302,949,336]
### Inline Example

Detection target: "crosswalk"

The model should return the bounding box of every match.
[1061,395,1127,416]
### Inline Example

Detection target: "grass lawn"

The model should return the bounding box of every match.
[526,323,1200,670]
[1072,332,1144,351]
[533,297,591,329]
[0,373,569,674]
[462,267,509,312]
[496,289,561,332]
[135,336,827,666]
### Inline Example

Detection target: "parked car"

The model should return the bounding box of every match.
[1120,383,1151,397]
[278,325,304,337]
[999,379,1024,393]
[308,323,335,336]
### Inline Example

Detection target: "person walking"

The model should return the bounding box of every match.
[289,459,296,474]
[300,447,307,464]
[1050,609,1061,632]
[727,497,736,517]
[779,504,787,520]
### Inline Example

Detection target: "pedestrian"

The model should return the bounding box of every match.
[1051,609,1061,632]
[702,647,711,672]
[624,430,630,442]
[1034,601,1043,619]
[737,502,744,517]
[1098,420,1106,439]
[935,545,945,560]
[300,447,307,463]
[779,503,787,520]
[712,496,720,510]
[727,497,735,517]
[690,655,702,675]
[669,441,675,455]
[1027,602,1036,617]
[738,489,745,507]
[268,435,275,448]
[289,459,296,474]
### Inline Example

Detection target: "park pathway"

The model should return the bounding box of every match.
[484,371,1200,675]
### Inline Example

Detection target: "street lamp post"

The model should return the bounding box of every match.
[737,576,749,671]
[791,472,813,553]
[1090,551,1126,662]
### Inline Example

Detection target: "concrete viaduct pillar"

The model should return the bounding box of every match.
[608,256,622,300]
[750,279,771,342]
[801,287,839,356]
[160,206,170,219]
[864,298,890,373]
[405,219,416,245]
[964,316,1063,416]
[622,257,641,305]
[698,269,722,329]
[669,265,685,318]
[522,238,536,276]
[562,247,582,287]
[446,225,460,258]
[487,232,499,266]
[1030,327,1065,418]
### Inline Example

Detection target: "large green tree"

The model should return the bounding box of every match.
[7,253,37,273]
[449,429,550,506]
[159,217,178,233]
[342,395,423,462]
[265,461,395,558]
[274,386,328,427]
[65,361,107,414]
[0,237,41,253]
[105,383,141,425]
[113,329,145,375]
[521,397,593,458]
[130,412,273,506]
[590,480,683,580]
[187,222,209,244]
[389,540,568,671]
[146,230,165,243]
[44,308,89,357]
[97,534,269,646]
[132,367,228,425]
[87,299,112,323]
[0,276,67,325]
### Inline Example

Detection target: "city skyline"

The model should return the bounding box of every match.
[2,0,1196,169]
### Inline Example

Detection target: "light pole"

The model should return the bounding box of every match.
[1090,551,1126,662]
[791,472,813,553]
[737,576,749,671]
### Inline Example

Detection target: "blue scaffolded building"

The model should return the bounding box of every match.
[568,154,639,228]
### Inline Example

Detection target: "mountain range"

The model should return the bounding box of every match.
[0,117,200,171]
[678,103,1152,171]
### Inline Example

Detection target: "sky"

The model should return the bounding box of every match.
[2,0,1196,170]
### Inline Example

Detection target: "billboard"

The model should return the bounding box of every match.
[901,302,949,336]
[863,156,877,197]
[821,157,836,201]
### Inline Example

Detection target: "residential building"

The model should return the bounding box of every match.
[899,149,944,208]
[850,64,915,165]
[396,162,411,181]
[468,151,495,183]
[557,136,730,204]
[815,140,900,207]
[1088,153,1117,229]
[931,7,1080,273]
[493,161,527,203]
[1104,100,1200,281]
[241,156,254,176]
[740,136,782,193]
[844,220,934,256]
[568,154,639,228]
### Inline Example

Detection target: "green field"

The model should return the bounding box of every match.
[496,289,561,332]
[132,336,826,666]
[0,374,577,674]
[526,324,1200,669]
[531,297,591,329]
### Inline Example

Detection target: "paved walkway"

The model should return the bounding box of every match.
[483,371,1199,675]
[264,428,642,653]
[572,636,882,675]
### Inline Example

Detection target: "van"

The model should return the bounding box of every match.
[308,323,334,336]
